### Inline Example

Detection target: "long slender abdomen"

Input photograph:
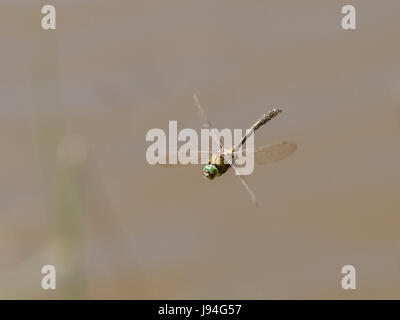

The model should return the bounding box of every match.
[234,108,282,151]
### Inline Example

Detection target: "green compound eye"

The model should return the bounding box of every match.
[203,165,218,180]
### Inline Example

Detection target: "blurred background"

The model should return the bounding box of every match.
[1,0,400,299]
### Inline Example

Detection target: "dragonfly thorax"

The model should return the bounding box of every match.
[203,150,235,180]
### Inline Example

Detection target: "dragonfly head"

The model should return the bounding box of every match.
[203,164,218,180]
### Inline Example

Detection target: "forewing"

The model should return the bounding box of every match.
[193,94,223,149]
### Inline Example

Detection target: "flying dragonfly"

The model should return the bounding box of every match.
[152,95,297,206]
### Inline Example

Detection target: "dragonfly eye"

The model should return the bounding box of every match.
[203,165,218,180]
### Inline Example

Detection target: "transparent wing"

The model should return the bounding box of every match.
[193,94,223,150]
[221,153,258,206]
[245,141,297,165]
[193,94,213,129]
[147,151,211,167]
[236,174,258,206]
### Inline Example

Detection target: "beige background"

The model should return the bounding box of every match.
[1,0,400,299]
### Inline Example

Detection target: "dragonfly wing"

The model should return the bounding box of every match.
[221,153,258,206]
[148,151,211,167]
[236,174,258,206]
[193,94,224,150]
[193,94,213,129]
[246,141,297,165]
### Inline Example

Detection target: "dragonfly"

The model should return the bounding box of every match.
[153,94,297,206]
